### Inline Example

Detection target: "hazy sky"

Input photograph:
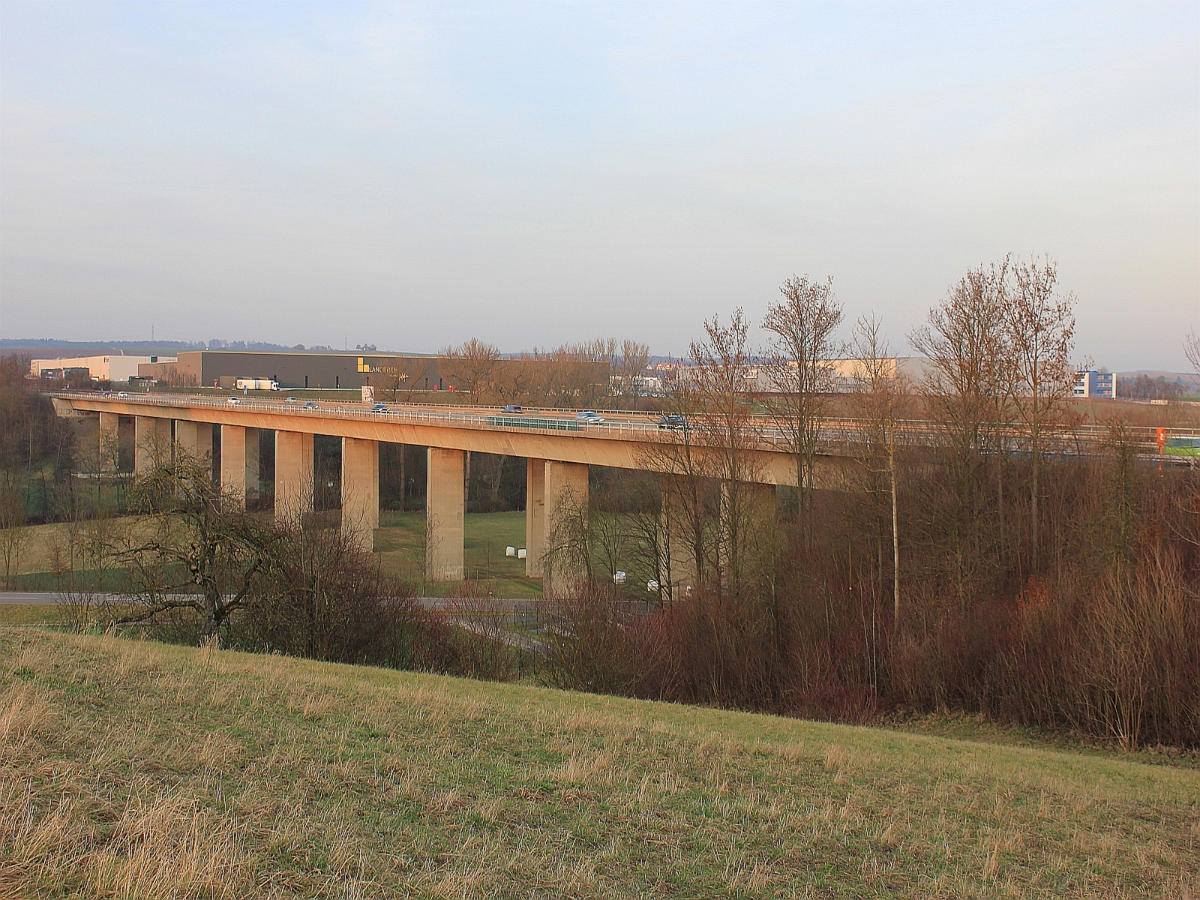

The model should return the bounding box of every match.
[2,1,1197,369]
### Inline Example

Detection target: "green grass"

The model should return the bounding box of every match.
[375,510,543,598]
[1,628,1197,898]
[4,511,547,599]
[0,604,61,625]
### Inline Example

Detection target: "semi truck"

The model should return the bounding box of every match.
[234,378,280,391]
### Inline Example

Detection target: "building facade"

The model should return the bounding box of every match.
[1073,370,1116,399]
[31,355,170,383]
[139,351,444,390]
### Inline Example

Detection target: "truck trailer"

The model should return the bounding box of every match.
[234,378,280,391]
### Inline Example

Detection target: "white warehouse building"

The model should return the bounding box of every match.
[30,355,172,383]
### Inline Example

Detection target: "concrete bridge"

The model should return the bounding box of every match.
[54,392,855,595]
[57,391,1173,593]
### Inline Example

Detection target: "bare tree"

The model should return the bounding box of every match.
[762,274,843,536]
[910,259,1012,609]
[687,309,770,599]
[440,338,502,400]
[616,339,652,409]
[517,342,611,408]
[107,451,280,642]
[0,473,27,588]
[542,482,592,597]
[852,315,902,626]
[1004,256,1077,568]
[1186,329,1200,375]
[645,418,718,600]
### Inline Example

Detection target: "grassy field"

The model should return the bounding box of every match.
[375,510,542,598]
[1,628,1196,898]
[2,511,546,599]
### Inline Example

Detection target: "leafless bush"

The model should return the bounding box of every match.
[540,582,643,695]
[444,582,520,681]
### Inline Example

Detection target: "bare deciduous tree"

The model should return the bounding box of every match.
[1186,329,1200,375]
[1005,256,1077,568]
[687,309,771,600]
[763,274,843,536]
[0,473,27,588]
[440,338,502,400]
[852,315,903,627]
[616,339,652,409]
[910,259,1011,609]
[109,451,280,641]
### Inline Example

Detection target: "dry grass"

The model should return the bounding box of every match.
[1,628,1197,898]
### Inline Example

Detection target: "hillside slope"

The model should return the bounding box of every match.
[1,629,1196,898]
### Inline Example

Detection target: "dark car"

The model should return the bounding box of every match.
[302,400,318,409]
[371,403,388,412]
[658,414,689,430]
[501,404,523,414]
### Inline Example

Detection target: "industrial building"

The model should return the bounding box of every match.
[137,350,609,398]
[31,355,172,383]
[138,350,443,390]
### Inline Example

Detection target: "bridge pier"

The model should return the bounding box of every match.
[98,412,120,473]
[426,448,464,580]
[525,458,546,577]
[220,425,250,508]
[543,460,589,598]
[660,478,699,600]
[275,430,314,524]
[134,416,171,476]
[341,437,379,552]
[174,420,211,463]
[718,481,777,591]
[245,428,260,503]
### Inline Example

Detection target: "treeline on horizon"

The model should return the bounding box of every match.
[2,255,1198,751]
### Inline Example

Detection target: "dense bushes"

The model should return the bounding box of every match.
[544,450,1200,749]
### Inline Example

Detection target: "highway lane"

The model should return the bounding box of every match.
[52,390,1192,455]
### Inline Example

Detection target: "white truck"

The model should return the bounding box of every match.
[234,378,279,391]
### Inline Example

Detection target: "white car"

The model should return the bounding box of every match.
[227,396,241,404]
[576,410,604,424]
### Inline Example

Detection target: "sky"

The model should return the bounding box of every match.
[1,1,1197,370]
